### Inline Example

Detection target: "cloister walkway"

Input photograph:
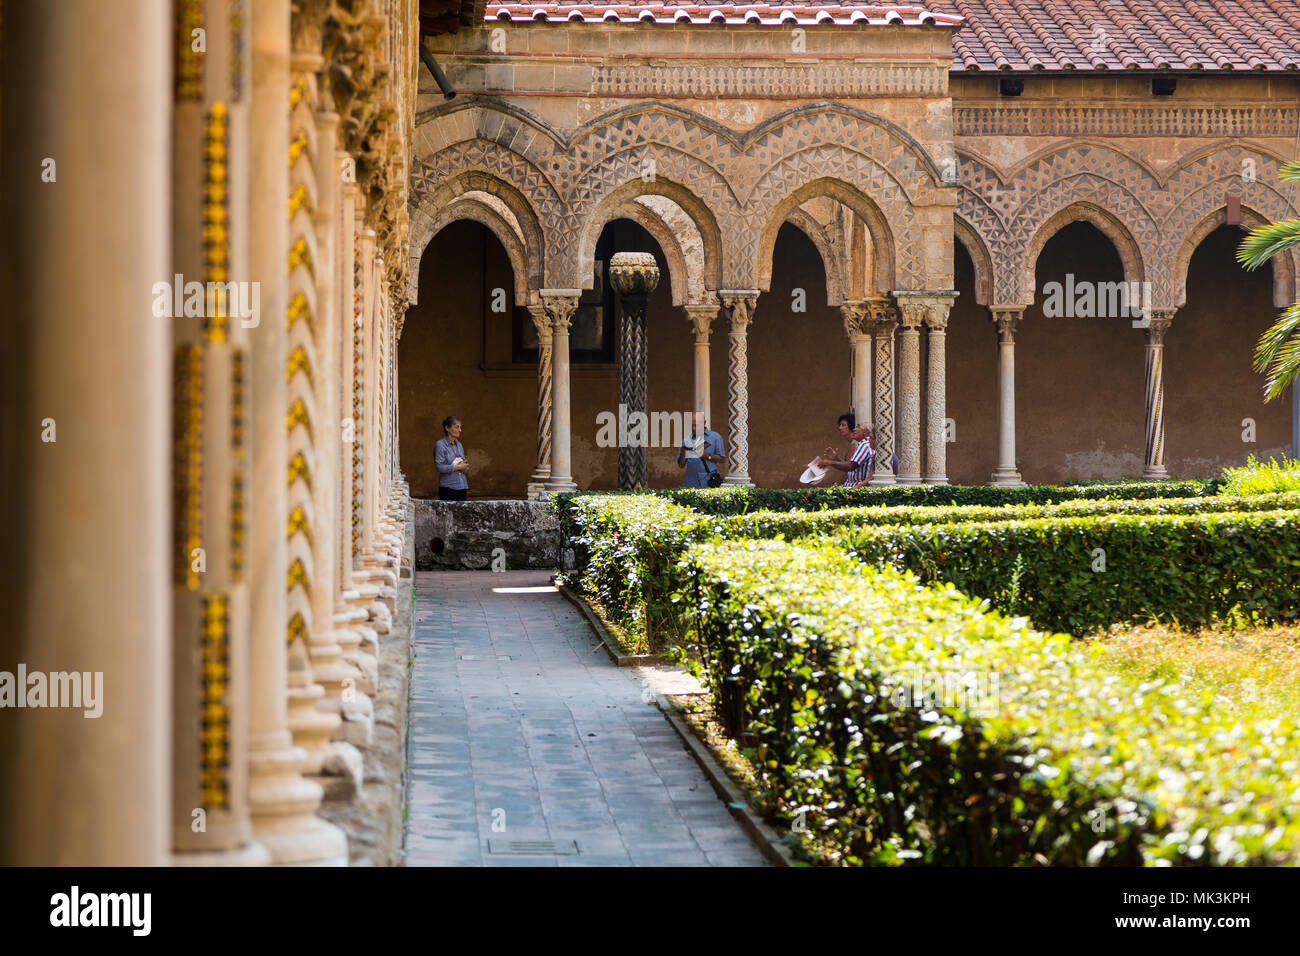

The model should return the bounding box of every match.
[403,570,769,867]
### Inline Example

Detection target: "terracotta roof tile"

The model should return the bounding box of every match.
[482,1,1300,73]
[938,0,1300,72]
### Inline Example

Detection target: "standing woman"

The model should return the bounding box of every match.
[435,415,469,501]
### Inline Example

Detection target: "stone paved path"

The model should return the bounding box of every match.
[403,570,769,867]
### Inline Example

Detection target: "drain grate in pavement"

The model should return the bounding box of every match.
[460,654,513,661]
[487,839,579,856]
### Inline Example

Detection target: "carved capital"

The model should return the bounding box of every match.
[684,304,718,343]
[839,300,868,340]
[608,252,661,298]
[719,290,759,333]
[866,297,896,332]
[541,290,582,333]
[1145,309,1175,346]
[991,309,1022,344]
[527,305,553,347]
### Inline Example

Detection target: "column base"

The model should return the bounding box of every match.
[1141,465,1169,480]
[722,474,752,487]
[990,467,1025,487]
[896,476,924,486]
[868,472,896,486]
[543,476,578,492]
[924,475,949,485]
[525,481,548,499]
[172,841,272,867]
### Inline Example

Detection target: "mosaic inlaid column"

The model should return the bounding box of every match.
[867,299,898,485]
[543,291,581,492]
[246,0,346,864]
[169,0,266,866]
[719,291,759,486]
[0,0,170,866]
[990,309,1025,486]
[895,297,925,485]
[1143,311,1175,480]
[610,253,660,492]
[922,296,955,486]
[840,301,870,422]
[526,303,552,498]
[684,303,718,427]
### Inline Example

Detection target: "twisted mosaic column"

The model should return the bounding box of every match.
[527,304,552,496]
[610,253,660,491]
[1143,311,1175,479]
[867,299,897,485]
[720,291,758,486]
[543,291,581,492]
[990,309,1025,486]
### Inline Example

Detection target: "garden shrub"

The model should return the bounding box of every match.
[680,539,1300,866]
[1221,454,1300,495]
[840,509,1300,634]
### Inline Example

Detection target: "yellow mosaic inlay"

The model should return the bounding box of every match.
[200,593,230,809]
[173,345,204,589]
[203,103,230,342]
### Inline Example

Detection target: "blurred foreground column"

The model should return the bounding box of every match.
[0,0,171,865]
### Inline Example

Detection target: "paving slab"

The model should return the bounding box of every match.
[403,570,768,867]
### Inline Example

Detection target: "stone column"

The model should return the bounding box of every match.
[922,296,955,485]
[0,0,170,866]
[867,299,897,485]
[684,303,718,426]
[990,309,1025,486]
[542,290,581,492]
[246,0,346,865]
[1143,311,1175,480]
[610,252,661,491]
[894,298,926,484]
[169,0,265,865]
[526,303,552,498]
[840,301,870,421]
[719,291,759,486]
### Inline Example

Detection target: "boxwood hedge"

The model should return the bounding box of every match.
[680,539,1300,866]
[840,509,1300,633]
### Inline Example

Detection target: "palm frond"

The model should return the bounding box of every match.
[1255,300,1300,402]
[1237,218,1300,270]
[1281,161,1300,184]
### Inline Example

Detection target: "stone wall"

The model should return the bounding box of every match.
[414,498,570,570]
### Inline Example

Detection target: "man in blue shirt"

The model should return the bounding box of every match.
[676,413,726,487]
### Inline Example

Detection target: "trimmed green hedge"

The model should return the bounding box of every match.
[659,478,1223,516]
[680,539,1300,865]
[719,490,1300,540]
[561,491,1300,637]
[841,509,1300,634]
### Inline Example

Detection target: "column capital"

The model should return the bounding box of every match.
[991,308,1022,343]
[540,289,582,332]
[719,290,759,332]
[684,303,718,342]
[839,300,869,339]
[1144,309,1175,345]
[893,291,958,330]
[866,296,897,331]
[526,304,553,346]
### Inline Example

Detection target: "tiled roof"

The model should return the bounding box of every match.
[485,2,963,27]
[937,0,1300,72]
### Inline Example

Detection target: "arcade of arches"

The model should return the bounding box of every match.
[3,0,1299,867]
[404,11,1300,497]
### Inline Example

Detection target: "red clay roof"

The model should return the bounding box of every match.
[481,1,1300,72]
[936,0,1300,72]
[485,3,962,27]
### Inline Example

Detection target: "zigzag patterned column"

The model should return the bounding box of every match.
[719,292,758,486]
[611,253,660,491]
[1143,311,1175,479]
[527,304,552,497]
[867,298,897,485]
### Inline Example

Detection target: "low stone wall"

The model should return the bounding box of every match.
[413,498,571,570]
